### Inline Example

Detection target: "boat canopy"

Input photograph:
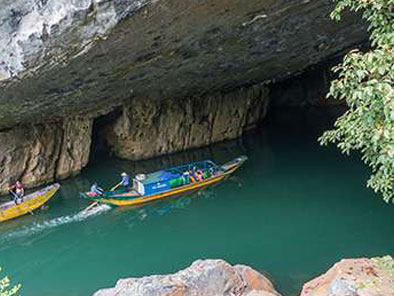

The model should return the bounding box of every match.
[142,170,180,185]
[133,160,220,196]
[163,160,220,175]
[142,160,220,184]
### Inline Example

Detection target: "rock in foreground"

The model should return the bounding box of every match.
[301,256,394,296]
[93,259,281,296]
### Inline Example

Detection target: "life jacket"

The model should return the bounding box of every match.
[195,170,204,182]
[189,174,197,183]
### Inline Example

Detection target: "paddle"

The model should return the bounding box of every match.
[83,201,99,213]
[16,196,34,216]
[14,198,35,216]
[20,197,35,216]
[8,189,34,215]
[110,182,122,191]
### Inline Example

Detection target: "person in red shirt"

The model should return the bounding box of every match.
[9,180,25,204]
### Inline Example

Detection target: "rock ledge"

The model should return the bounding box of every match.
[93,259,281,296]
[93,256,394,296]
[301,256,394,296]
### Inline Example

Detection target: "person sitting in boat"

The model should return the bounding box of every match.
[90,182,104,196]
[120,172,131,191]
[8,180,25,204]
[188,170,195,183]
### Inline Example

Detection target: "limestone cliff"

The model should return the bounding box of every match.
[0,117,92,191]
[0,84,267,187]
[103,84,268,160]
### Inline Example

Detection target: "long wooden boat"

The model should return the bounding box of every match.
[80,156,247,207]
[0,184,60,222]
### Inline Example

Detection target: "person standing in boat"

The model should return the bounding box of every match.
[120,172,131,191]
[8,180,25,204]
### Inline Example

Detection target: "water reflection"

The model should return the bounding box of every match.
[110,185,219,227]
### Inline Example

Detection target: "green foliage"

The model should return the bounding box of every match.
[319,0,394,203]
[0,267,21,296]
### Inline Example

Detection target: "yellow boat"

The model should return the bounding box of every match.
[81,156,247,207]
[0,184,60,222]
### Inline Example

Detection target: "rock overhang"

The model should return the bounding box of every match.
[0,0,368,130]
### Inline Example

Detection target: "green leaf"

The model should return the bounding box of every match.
[320,0,394,203]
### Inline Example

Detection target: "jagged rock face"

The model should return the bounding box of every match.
[301,256,394,296]
[0,84,267,188]
[0,0,367,129]
[0,117,92,191]
[93,259,282,296]
[102,84,269,160]
[0,0,147,81]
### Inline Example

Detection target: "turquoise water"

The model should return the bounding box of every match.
[0,107,393,296]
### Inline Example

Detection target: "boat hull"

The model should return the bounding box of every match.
[82,156,247,207]
[0,184,60,222]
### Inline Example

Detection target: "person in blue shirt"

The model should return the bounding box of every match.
[120,172,131,191]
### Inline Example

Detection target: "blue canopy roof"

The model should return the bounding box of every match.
[142,170,180,185]
[140,160,220,185]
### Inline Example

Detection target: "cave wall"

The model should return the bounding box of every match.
[0,117,92,191]
[102,84,269,160]
[0,60,352,190]
[0,61,354,190]
[0,84,268,189]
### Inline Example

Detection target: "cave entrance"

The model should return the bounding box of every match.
[90,108,121,162]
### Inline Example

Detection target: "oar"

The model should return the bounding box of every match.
[18,197,35,216]
[8,191,34,215]
[83,201,99,213]
[110,182,122,191]
[18,199,35,216]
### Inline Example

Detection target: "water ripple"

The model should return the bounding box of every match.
[0,204,111,247]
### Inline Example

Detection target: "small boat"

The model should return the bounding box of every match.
[80,156,247,207]
[0,184,60,222]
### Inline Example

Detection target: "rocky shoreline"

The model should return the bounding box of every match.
[93,256,394,296]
